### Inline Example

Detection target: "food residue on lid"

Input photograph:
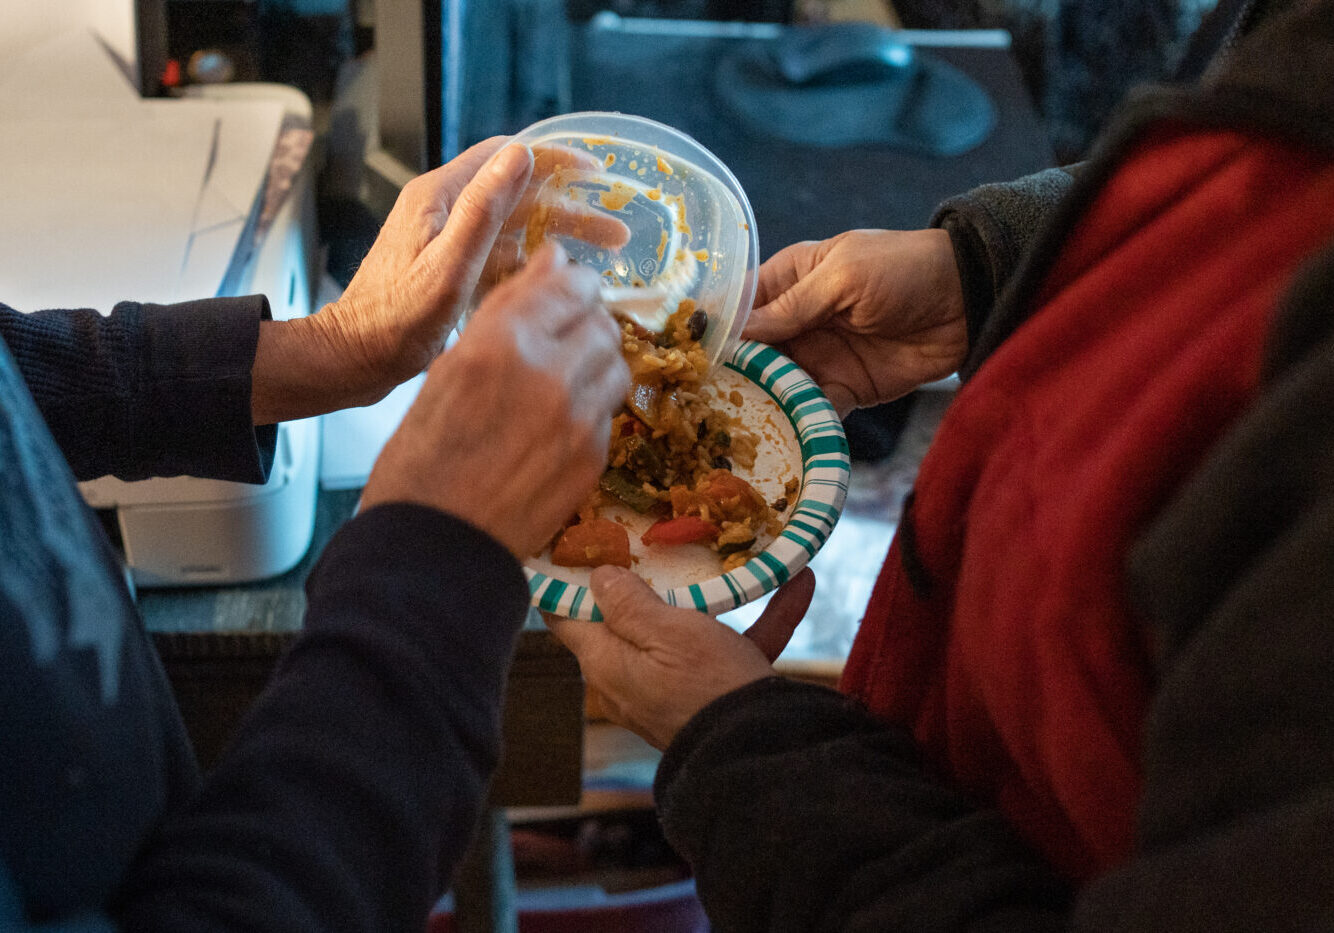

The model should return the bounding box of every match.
[599,181,637,211]
[664,193,691,237]
[694,249,710,263]
[657,156,673,175]
[604,153,616,167]
[523,201,554,258]
[646,187,661,200]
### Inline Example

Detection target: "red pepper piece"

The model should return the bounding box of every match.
[641,515,721,547]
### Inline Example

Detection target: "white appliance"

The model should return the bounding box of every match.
[78,84,322,587]
[80,118,321,587]
[0,27,322,586]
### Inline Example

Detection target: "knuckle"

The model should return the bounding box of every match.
[826,263,861,301]
[453,184,503,230]
[398,174,431,210]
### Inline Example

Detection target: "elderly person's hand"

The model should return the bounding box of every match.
[327,140,630,396]
[251,138,536,423]
[547,566,816,750]
[318,138,530,402]
[359,242,630,559]
[251,139,633,425]
[744,229,967,415]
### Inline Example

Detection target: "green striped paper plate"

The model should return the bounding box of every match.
[528,340,850,620]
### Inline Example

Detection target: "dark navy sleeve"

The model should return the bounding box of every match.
[0,298,275,483]
[112,504,531,932]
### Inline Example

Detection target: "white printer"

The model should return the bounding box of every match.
[83,84,322,588]
[0,32,322,587]
[79,93,322,587]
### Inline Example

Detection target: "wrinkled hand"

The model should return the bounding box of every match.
[547,566,816,750]
[315,137,533,405]
[359,242,630,559]
[744,228,968,415]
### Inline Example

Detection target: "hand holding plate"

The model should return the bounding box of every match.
[547,565,816,750]
[744,228,968,414]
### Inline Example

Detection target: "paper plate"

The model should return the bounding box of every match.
[527,340,850,620]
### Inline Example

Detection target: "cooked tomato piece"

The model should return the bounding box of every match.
[669,485,710,518]
[697,468,754,502]
[641,515,721,547]
[697,468,767,522]
[550,519,632,568]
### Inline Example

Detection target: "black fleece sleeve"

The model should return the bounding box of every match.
[655,677,1070,933]
[0,297,275,483]
[930,166,1077,358]
[113,504,530,933]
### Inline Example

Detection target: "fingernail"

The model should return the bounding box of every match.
[491,143,533,182]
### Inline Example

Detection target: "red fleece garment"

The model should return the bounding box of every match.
[840,127,1334,882]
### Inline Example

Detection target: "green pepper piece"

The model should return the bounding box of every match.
[623,435,669,484]
[599,468,660,513]
[717,536,757,556]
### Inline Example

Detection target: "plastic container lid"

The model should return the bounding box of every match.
[481,111,759,373]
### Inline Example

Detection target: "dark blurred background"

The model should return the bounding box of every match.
[157,0,1217,163]
[149,0,1218,462]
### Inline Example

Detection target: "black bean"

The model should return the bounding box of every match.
[771,497,788,512]
[712,455,732,470]
[686,308,708,341]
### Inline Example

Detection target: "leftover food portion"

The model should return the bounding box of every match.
[549,518,631,569]
[549,302,794,574]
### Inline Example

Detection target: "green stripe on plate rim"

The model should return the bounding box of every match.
[527,340,850,621]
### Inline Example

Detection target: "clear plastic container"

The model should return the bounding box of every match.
[478,111,759,373]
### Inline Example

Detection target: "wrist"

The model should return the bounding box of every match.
[251,311,390,424]
[912,228,970,381]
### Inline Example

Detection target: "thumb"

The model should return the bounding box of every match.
[743,264,836,345]
[590,565,672,648]
[414,143,534,308]
[744,568,815,662]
